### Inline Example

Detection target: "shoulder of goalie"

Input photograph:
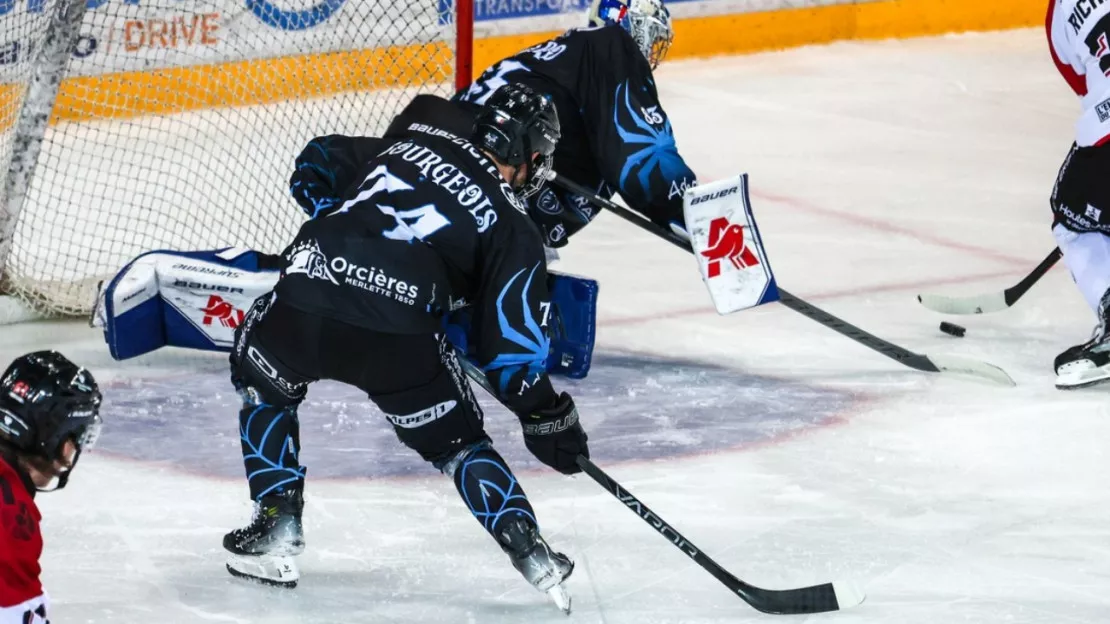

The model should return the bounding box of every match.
[445,271,598,379]
[92,247,279,360]
[683,174,780,314]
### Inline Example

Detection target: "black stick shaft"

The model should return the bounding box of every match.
[576,455,848,614]
[1004,247,1062,306]
[456,349,858,614]
[549,173,940,373]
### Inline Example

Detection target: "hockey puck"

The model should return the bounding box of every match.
[939,321,966,338]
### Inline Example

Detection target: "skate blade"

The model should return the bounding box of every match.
[546,584,572,615]
[1055,362,1110,389]
[226,554,300,588]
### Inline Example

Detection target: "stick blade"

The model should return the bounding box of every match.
[927,354,1015,387]
[916,292,1008,315]
[739,579,865,615]
[833,580,867,609]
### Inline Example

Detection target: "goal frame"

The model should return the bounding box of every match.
[0,0,475,318]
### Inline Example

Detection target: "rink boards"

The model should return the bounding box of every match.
[0,0,1048,128]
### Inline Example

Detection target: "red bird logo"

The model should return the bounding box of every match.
[701,218,760,278]
[201,295,245,328]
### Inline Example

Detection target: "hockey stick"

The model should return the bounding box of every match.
[546,172,1014,386]
[575,455,864,614]
[454,356,865,615]
[917,247,1062,315]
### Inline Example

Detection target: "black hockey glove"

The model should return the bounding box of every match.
[520,392,588,475]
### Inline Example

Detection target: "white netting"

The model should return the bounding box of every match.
[0,0,460,315]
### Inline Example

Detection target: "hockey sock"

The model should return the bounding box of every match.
[451,442,538,537]
[239,403,306,500]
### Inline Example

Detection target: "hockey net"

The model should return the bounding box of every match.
[0,0,472,317]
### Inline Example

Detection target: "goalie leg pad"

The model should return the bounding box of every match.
[684,174,779,314]
[95,248,279,360]
[442,272,597,379]
[546,271,598,379]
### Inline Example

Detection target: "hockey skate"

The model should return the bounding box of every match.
[1055,330,1110,389]
[223,489,304,588]
[498,517,574,614]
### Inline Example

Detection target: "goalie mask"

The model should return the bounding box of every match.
[473,83,561,200]
[588,0,674,69]
[0,350,103,491]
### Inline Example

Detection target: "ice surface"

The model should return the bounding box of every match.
[6,28,1110,623]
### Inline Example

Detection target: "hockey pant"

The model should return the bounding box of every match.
[1052,143,1110,316]
[229,297,538,538]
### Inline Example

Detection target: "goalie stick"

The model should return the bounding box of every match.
[917,247,1062,315]
[455,356,865,615]
[545,171,1014,387]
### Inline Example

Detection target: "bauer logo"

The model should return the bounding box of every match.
[1097,98,1110,123]
[701,217,759,278]
[172,280,244,294]
[386,400,457,429]
[690,186,738,206]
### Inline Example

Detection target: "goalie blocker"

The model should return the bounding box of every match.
[93,248,598,379]
[683,174,779,314]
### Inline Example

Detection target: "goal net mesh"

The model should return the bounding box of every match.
[1,0,462,316]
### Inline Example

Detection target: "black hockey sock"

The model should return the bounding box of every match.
[451,442,537,537]
[239,403,306,500]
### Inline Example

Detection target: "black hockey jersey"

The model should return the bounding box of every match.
[279,96,557,414]
[456,25,697,246]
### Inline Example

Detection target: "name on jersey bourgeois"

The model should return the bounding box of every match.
[379,124,527,233]
[1067,0,1109,33]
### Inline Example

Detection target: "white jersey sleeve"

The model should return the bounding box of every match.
[1049,0,1110,146]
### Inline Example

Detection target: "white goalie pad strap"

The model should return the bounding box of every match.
[683,174,779,314]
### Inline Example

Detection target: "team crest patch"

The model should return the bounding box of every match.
[285,239,338,285]
[1098,98,1110,124]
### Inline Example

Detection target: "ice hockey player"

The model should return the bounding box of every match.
[1047,0,1110,388]
[0,351,103,624]
[221,84,587,612]
[455,0,697,248]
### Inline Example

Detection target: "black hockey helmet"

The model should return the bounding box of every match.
[472,83,561,198]
[0,351,102,490]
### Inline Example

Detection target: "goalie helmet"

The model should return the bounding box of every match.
[473,83,561,199]
[588,0,674,69]
[0,351,102,490]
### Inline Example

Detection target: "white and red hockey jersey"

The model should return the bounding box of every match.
[1048,0,1110,146]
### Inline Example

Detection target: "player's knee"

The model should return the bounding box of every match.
[372,366,486,468]
[440,439,493,477]
[231,340,309,409]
